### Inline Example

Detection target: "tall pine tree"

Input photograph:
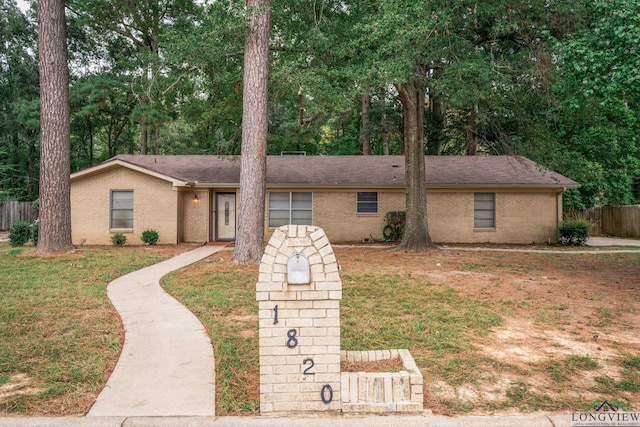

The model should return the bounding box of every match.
[37,0,73,253]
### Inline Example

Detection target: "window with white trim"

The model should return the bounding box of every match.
[268,192,312,227]
[357,192,378,213]
[474,193,495,228]
[111,190,134,229]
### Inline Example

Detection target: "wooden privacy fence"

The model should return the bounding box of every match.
[0,201,37,230]
[583,205,640,238]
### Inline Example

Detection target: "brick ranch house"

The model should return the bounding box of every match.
[69,155,579,246]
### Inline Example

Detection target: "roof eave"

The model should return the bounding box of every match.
[181,182,238,188]
[426,183,580,190]
[265,183,406,190]
[179,183,579,190]
[70,159,184,186]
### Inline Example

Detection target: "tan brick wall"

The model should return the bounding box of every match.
[428,190,560,244]
[264,189,561,245]
[72,170,562,246]
[264,190,405,244]
[314,191,406,243]
[71,168,179,245]
[183,190,209,243]
[177,189,185,243]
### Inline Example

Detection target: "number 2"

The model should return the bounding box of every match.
[303,358,315,375]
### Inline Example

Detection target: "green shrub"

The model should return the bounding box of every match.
[559,219,592,246]
[30,220,39,246]
[111,233,127,246]
[141,229,159,245]
[8,221,31,247]
[383,211,405,242]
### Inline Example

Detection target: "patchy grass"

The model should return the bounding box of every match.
[2,242,638,417]
[540,356,600,383]
[591,355,640,394]
[162,251,504,415]
[340,275,503,385]
[0,242,190,415]
[164,247,640,416]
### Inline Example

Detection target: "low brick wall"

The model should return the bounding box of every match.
[340,349,423,413]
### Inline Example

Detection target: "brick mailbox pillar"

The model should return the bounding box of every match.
[257,225,342,414]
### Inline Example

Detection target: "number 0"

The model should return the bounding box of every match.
[321,384,333,404]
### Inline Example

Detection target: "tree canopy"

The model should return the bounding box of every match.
[1,0,638,209]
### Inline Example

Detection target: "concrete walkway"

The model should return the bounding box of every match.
[0,413,577,426]
[87,245,224,417]
[586,236,640,247]
[442,236,640,254]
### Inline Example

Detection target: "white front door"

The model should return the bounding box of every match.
[216,193,236,241]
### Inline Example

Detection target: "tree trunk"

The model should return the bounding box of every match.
[395,69,435,252]
[298,87,305,125]
[28,138,37,198]
[88,117,94,164]
[232,0,271,265]
[361,91,371,155]
[467,104,478,155]
[153,125,160,154]
[468,3,479,156]
[381,111,390,155]
[37,0,74,254]
[380,90,390,155]
[427,82,444,155]
[140,117,148,154]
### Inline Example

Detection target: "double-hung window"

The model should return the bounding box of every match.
[111,190,134,229]
[357,192,378,214]
[474,193,495,228]
[268,192,312,227]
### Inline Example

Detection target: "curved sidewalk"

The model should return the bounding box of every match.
[87,245,224,417]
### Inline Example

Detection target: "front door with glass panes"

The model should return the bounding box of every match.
[215,193,236,241]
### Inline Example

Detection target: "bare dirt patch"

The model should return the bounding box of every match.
[0,374,43,402]
[335,246,640,414]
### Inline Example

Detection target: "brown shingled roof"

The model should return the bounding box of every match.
[100,155,579,189]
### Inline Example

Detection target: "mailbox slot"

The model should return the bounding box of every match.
[287,253,310,285]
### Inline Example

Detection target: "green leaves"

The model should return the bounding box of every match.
[561,0,640,98]
[0,0,638,209]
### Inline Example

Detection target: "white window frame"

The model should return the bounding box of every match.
[357,192,379,214]
[268,192,313,228]
[110,190,134,229]
[474,192,495,228]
